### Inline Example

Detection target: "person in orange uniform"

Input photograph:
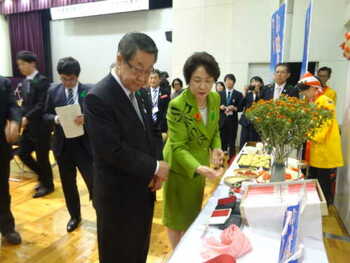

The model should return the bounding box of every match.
[317,67,337,104]
[297,75,343,205]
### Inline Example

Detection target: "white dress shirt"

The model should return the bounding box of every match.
[111,68,159,175]
[54,84,80,124]
[26,70,38,80]
[151,86,160,106]
[65,84,79,104]
[24,70,39,93]
[226,88,234,102]
[273,82,286,100]
[199,107,208,126]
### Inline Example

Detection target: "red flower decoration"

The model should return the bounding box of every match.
[194,112,201,121]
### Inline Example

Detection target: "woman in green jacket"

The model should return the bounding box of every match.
[163,52,224,249]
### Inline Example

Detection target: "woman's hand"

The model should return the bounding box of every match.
[212,148,224,168]
[196,165,220,179]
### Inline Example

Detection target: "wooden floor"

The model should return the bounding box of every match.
[0,156,349,263]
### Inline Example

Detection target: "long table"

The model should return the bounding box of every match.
[167,149,329,263]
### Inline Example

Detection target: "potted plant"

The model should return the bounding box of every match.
[245,95,332,181]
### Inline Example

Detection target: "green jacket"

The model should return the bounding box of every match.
[163,89,221,178]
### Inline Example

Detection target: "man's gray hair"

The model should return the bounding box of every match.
[118,32,158,62]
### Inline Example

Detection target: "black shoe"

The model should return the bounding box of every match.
[34,183,42,191]
[3,231,22,245]
[33,186,54,198]
[67,218,81,233]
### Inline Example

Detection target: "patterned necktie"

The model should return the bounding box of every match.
[152,88,159,122]
[227,91,232,105]
[66,88,75,105]
[129,92,144,127]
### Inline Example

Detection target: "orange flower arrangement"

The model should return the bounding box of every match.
[246,95,332,164]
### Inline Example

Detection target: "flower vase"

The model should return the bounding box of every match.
[271,161,286,182]
[271,148,287,182]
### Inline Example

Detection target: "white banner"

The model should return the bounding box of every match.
[50,0,149,20]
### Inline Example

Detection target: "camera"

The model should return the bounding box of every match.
[248,85,255,91]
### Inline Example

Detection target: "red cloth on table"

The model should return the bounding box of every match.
[204,254,236,263]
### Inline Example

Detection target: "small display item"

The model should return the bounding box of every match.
[209,209,232,225]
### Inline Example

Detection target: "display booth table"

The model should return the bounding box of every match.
[167,146,329,263]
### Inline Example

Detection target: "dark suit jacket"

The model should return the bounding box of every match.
[85,73,157,200]
[43,83,92,158]
[219,89,243,128]
[239,92,260,127]
[140,86,170,133]
[20,73,51,136]
[0,76,21,150]
[260,83,299,100]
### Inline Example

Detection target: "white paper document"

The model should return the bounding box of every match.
[55,104,84,138]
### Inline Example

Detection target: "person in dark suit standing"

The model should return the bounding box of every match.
[0,76,22,244]
[260,63,299,100]
[139,69,171,159]
[43,57,93,232]
[16,51,54,198]
[85,32,169,263]
[219,74,243,158]
[239,76,264,149]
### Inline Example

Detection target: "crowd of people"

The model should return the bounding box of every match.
[0,32,343,263]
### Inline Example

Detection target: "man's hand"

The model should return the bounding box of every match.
[243,85,249,97]
[5,121,20,144]
[21,117,28,130]
[149,161,169,192]
[74,115,84,126]
[161,132,168,142]
[149,175,164,192]
[227,105,237,112]
[220,105,226,111]
[196,165,221,180]
[156,161,169,182]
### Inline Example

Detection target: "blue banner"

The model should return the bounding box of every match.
[300,2,313,76]
[271,3,286,71]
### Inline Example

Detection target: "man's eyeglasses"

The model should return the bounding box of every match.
[126,61,154,76]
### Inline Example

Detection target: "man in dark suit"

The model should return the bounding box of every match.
[219,74,243,158]
[260,63,299,100]
[16,51,54,198]
[139,69,170,159]
[43,57,93,232]
[0,76,22,244]
[85,32,169,263]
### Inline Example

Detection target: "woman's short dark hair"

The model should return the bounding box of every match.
[118,32,158,63]
[183,52,220,84]
[224,74,236,83]
[16,51,37,63]
[216,81,225,90]
[57,57,81,76]
[172,78,183,88]
[250,76,264,86]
